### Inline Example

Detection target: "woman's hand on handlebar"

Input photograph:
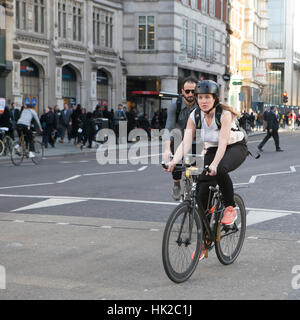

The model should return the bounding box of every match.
[162,161,175,172]
[206,164,217,176]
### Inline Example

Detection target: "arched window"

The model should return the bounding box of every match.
[62,65,77,106]
[97,69,109,106]
[20,60,40,111]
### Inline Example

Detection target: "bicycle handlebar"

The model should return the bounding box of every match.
[162,162,211,174]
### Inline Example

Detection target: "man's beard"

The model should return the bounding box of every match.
[185,96,195,103]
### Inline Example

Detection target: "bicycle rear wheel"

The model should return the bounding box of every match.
[215,193,246,265]
[11,141,24,166]
[0,139,4,156]
[162,202,203,283]
[31,141,44,165]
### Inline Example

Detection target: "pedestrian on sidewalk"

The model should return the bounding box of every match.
[59,103,72,143]
[258,106,283,152]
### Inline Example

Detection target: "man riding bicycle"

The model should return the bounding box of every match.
[16,104,43,158]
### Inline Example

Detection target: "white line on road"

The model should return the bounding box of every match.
[0,182,55,190]
[56,175,81,184]
[83,170,136,176]
[138,166,148,172]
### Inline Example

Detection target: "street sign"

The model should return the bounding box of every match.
[222,73,231,82]
[32,97,37,107]
[232,81,242,85]
[24,97,30,106]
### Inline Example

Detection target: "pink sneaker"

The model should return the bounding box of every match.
[192,244,206,261]
[221,206,237,225]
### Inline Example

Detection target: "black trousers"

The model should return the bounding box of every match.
[196,140,248,210]
[258,129,279,150]
[17,124,34,152]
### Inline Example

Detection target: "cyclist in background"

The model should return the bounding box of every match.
[16,104,43,158]
[165,80,248,226]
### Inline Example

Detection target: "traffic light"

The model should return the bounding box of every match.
[283,91,288,103]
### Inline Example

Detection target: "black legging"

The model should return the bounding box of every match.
[196,140,248,210]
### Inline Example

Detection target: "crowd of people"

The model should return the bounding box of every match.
[0,102,169,149]
[237,108,300,133]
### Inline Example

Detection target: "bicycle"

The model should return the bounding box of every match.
[11,130,44,166]
[161,160,246,283]
[0,127,13,157]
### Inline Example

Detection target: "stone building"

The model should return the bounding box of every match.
[4,0,126,115]
[0,0,14,100]
[123,0,229,117]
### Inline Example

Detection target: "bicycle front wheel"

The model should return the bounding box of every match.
[162,202,203,283]
[215,193,246,265]
[11,141,24,166]
[31,141,44,165]
[3,136,13,156]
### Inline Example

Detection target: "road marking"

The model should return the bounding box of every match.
[56,175,81,184]
[247,210,291,227]
[11,198,88,212]
[138,166,148,172]
[83,170,136,176]
[0,182,55,190]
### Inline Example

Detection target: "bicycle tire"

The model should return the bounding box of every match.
[215,193,246,265]
[31,141,44,165]
[10,141,24,166]
[0,139,4,156]
[3,136,13,155]
[162,202,203,283]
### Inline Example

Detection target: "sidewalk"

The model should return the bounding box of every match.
[0,127,298,162]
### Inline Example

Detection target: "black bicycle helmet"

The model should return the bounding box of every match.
[195,80,219,97]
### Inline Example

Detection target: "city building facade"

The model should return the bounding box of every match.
[4,0,126,115]
[123,0,229,117]
[0,0,14,100]
[231,0,268,113]
[265,0,300,110]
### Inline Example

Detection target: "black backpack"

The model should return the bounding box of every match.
[175,94,183,122]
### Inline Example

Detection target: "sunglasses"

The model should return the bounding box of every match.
[184,89,195,94]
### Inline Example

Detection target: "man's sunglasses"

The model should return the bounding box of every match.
[184,90,195,94]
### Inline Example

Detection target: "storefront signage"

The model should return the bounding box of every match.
[24,97,30,106]
[130,91,160,95]
[238,60,252,71]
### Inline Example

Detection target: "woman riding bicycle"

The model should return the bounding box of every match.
[165,80,248,226]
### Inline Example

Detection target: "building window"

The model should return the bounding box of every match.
[93,8,113,48]
[191,22,197,56]
[181,18,188,52]
[201,25,207,58]
[58,1,67,39]
[208,29,215,61]
[202,0,208,14]
[15,0,27,30]
[209,0,215,17]
[138,15,155,50]
[72,5,83,42]
[34,0,45,34]
[191,0,197,9]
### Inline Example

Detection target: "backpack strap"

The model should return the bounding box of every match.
[175,95,183,122]
[194,104,222,130]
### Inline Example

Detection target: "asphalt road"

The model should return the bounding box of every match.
[0,130,299,300]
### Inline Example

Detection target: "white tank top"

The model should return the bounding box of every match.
[189,108,244,148]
